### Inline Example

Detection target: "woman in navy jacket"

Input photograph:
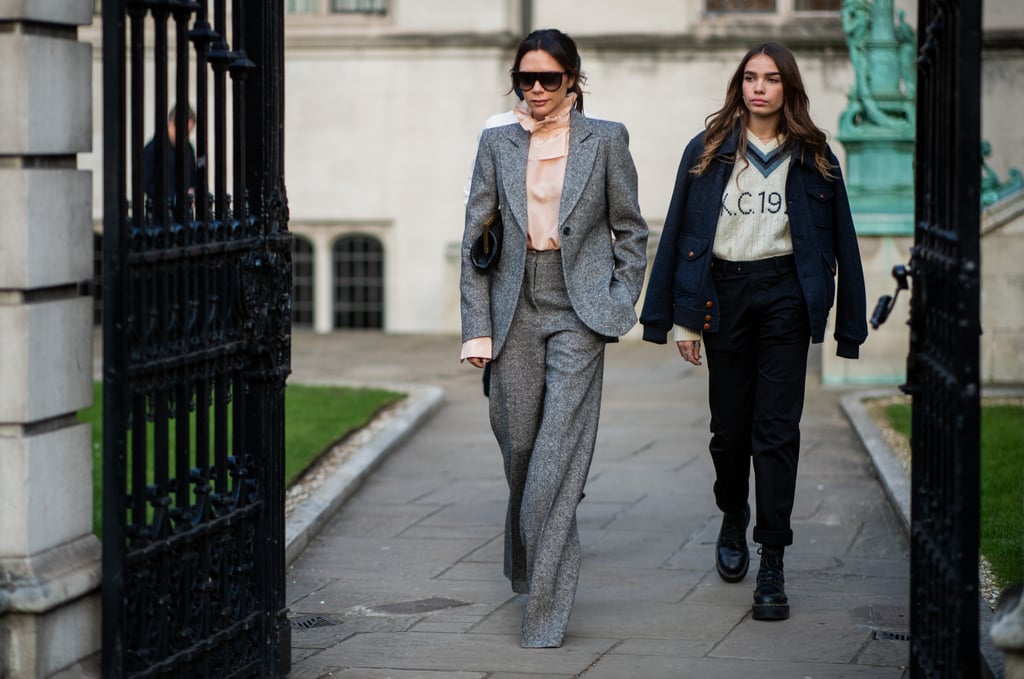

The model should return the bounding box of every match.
[640,42,867,621]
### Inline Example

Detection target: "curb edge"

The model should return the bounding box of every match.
[283,382,445,567]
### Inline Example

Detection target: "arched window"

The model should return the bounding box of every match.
[291,236,314,327]
[332,235,384,329]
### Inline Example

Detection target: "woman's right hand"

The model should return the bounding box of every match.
[676,340,702,366]
[467,357,490,369]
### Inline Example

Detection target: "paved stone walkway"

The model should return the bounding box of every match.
[285,330,911,678]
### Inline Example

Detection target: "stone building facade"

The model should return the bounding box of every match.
[76,0,1024,384]
[2,2,1022,676]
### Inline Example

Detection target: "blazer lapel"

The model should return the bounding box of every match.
[496,125,530,234]
[559,110,598,229]
[494,110,598,234]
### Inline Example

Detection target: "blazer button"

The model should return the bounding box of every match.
[705,315,712,322]
[687,250,695,259]
[703,323,711,331]
[705,301,713,309]
[562,227,571,235]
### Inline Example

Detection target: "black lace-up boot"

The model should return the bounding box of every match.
[715,504,750,583]
[752,545,789,620]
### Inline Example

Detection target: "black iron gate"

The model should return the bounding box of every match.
[101,0,291,676]
[907,1,982,676]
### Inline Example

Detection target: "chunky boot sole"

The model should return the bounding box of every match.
[752,601,790,621]
[716,556,749,583]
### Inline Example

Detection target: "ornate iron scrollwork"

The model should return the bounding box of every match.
[102,0,290,676]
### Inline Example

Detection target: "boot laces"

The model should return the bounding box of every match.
[757,547,785,584]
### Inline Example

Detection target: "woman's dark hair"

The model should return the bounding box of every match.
[692,42,834,178]
[510,28,586,113]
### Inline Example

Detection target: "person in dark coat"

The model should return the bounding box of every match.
[640,42,867,621]
[142,104,197,206]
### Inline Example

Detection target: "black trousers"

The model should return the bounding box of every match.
[703,255,810,547]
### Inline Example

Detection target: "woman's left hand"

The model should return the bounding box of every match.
[676,340,702,366]
[467,357,490,369]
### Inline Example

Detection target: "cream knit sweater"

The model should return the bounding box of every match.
[674,130,793,342]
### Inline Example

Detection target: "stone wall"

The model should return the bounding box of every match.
[820,190,1024,387]
[980,193,1024,384]
[0,1,101,676]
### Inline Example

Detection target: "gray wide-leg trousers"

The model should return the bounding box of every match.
[489,249,606,648]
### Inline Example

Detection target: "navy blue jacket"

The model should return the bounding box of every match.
[640,128,867,358]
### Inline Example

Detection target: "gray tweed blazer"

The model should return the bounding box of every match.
[460,109,648,358]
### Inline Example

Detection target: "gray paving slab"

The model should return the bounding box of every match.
[285,330,912,678]
[290,575,513,614]
[312,632,619,675]
[332,672,487,679]
[584,655,906,679]
[575,565,704,603]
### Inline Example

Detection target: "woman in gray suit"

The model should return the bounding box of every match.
[460,29,648,648]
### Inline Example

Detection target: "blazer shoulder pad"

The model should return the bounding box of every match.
[481,122,527,148]
[592,117,629,137]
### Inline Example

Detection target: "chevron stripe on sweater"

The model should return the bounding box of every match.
[746,143,787,178]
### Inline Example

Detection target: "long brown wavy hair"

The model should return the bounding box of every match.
[691,42,834,179]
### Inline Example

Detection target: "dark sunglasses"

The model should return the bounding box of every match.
[512,71,566,92]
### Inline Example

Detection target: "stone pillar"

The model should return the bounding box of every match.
[0,2,101,677]
[314,230,335,334]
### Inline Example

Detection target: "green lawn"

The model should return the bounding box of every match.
[885,400,1023,592]
[79,382,404,537]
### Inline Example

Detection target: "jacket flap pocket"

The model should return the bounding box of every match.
[675,235,710,262]
[807,186,834,203]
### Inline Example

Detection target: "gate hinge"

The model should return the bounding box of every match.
[870,264,911,330]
